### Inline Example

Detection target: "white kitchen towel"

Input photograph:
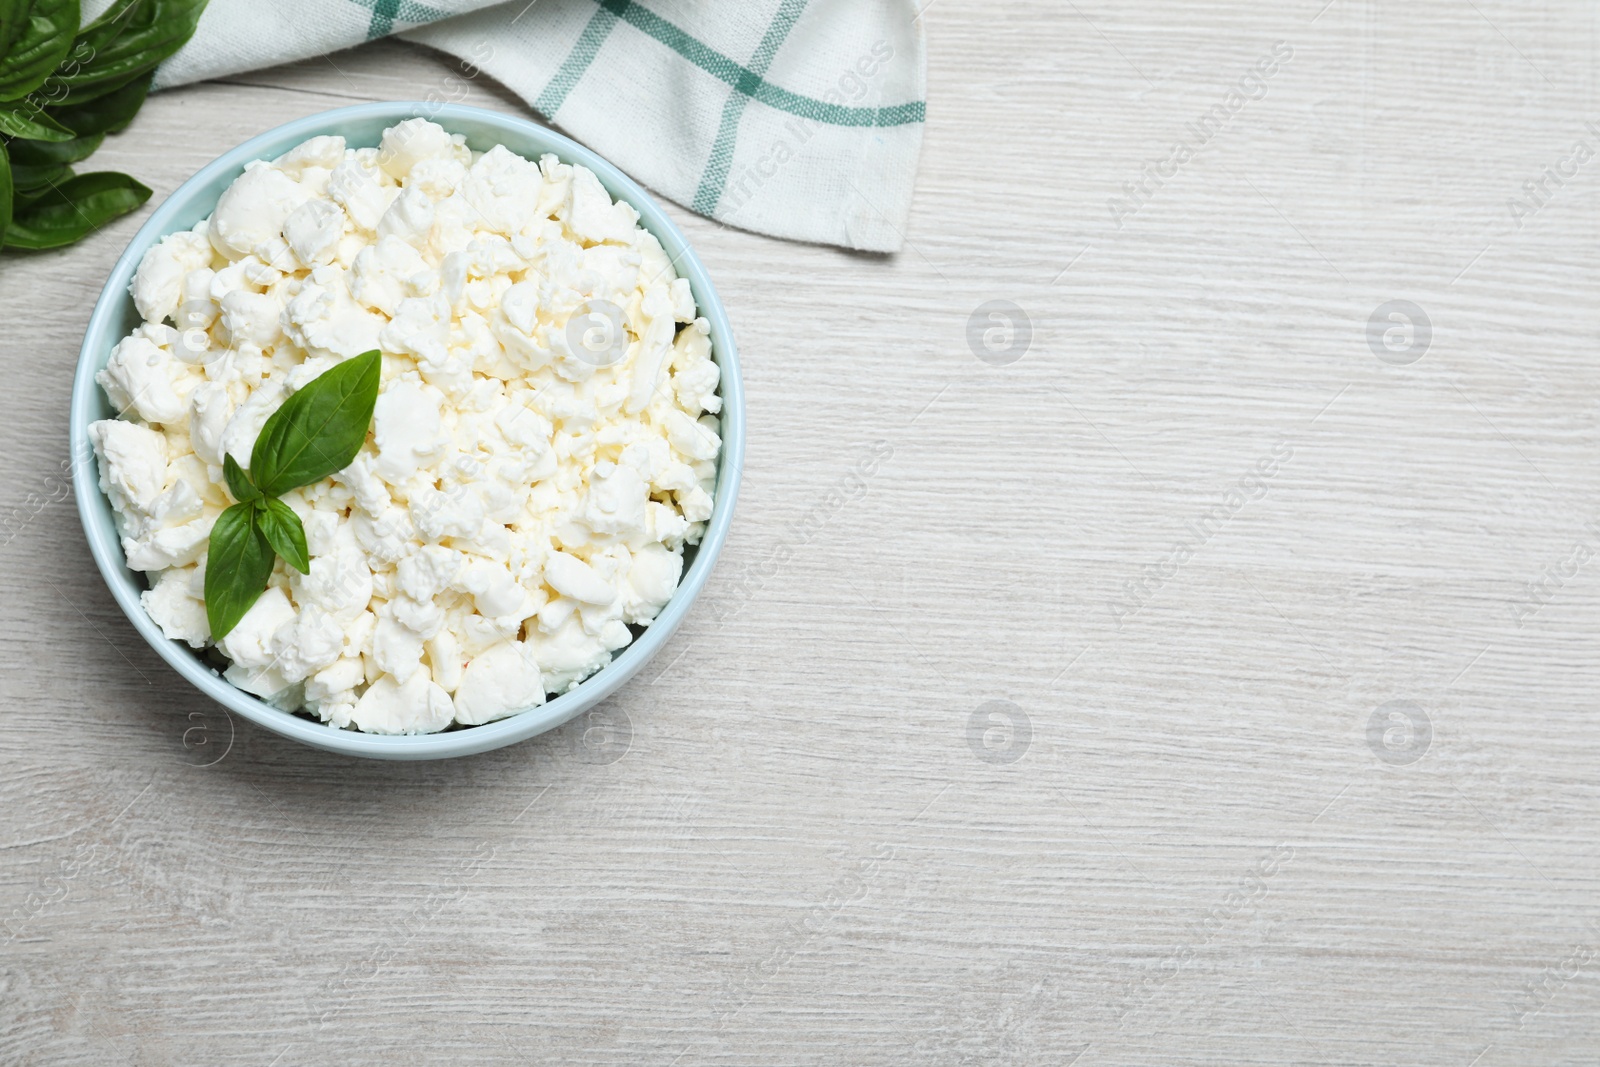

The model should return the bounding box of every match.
[87,0,927,252]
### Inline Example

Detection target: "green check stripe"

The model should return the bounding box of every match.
[535,4,621,115]
[366,0,399,37]
[693,0,808,214]
[350,0,925,130]
[594,0,925,128]
[359,0,458,39]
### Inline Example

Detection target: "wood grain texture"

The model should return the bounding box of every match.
[4,3,1600,1063]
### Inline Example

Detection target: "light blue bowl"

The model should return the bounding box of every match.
[71,102,743,760]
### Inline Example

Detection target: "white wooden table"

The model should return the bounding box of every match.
[4,3,1599,1063]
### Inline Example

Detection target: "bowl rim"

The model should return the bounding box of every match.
[70,101,744,760]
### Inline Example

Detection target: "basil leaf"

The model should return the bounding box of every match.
[0,103,74,140]
[45,0,207,102]
[222,452,259,503]
[0,0,79,103]
[203,500,275,641]
[0,141,12,247]
[46,70,148,134]
[249,350,381,497]
[11,161,68,195]
[40,65,136,106]
[0,0,31,58]
[256,496,309,575]
[3,169,148,249]
[7,128,102,165]
[69,0,143,55]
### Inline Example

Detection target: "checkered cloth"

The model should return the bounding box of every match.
[85,0,927,252]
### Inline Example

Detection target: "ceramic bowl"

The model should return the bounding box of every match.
[70,102,743,760]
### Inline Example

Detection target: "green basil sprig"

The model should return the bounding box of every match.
[46,67,147,132]
[0,0,208,251]
[205,351,382,641]
[3,168,146,247]
[0,102,70,139]
[0,0,78,103]
[43,0,205,103]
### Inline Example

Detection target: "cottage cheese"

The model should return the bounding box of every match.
[89,120,722,734]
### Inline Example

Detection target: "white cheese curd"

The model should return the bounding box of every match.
[89,121,722,734]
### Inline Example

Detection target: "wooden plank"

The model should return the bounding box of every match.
[2,5,1599,1062]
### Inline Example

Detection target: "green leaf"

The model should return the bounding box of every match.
[45,69,147,134]
[203,500,275,642]
[0,141,12,247]
[7,128,102,165]
[0,103,74,140]
[0,0,32,58]
[43,0,207,102]
[256,496,309,575]
[4,130,88,198]
[222,452,259,503]
[11,161,68,194]
[3,169,148,249]
[0,0,79,102]
[249,351,381,497]
[69,0,142,55]
[40,65,135,106]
